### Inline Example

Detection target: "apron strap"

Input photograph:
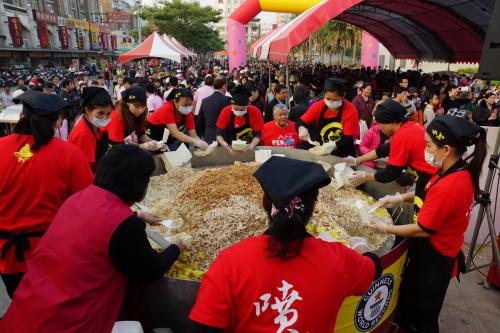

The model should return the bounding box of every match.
[0,230,46,262]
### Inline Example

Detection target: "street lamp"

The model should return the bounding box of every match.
[136,0,142,43]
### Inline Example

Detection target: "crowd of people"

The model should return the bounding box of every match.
[0,59,494,333]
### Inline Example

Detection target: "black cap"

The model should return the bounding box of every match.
[324,78,346,92]
[15,90,68,115]
[254,156,331,208]
[230,85,251,106]
[427,115,486,147]
[374,100,407,124]
[121,86,146,104]
[82,87,112,105]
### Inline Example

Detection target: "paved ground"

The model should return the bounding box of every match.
[1,247,499,332]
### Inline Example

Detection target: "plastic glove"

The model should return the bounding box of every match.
[347,171,367,187]
[194,138,209,151]
[298,126,310,141]
[331,141,338,151]
[343,155,357,167]
[368,219,388,233]
[138,210,163,225]
[378,193,403,208]
[220,141,233,153]
[140,141,159,151]
[244,143,255,152]
[349,236,369,252]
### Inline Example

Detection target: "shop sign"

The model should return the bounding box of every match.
[97,23,111,34]
[57,16,66,27]
[77,29,85,49]
[101,33,109,50]
[108,12,130,24]
[59,26,69,49]
[33,10,57,25]
[111,34,118,50]
[8,16,23,48]
[66,18,89,30]
[72,58,80,71]
[38,21,50,48]
[90,31,101,50]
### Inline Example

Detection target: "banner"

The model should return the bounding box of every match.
[38,21,50,48]
[33,10,57,25]
[66,18,89,30]
[59,26,69,49]
[111,34,117,50]
[8,16,23,48]
[91,31,101,50]
[101,33,109,50]
[77,29,85,49]
[361,31,380,68]
[108,12,130,24]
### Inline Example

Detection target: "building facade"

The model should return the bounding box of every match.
[0,0,136,68]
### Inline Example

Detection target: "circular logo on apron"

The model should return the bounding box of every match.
[355,273,394,332]
[320,121,343,143]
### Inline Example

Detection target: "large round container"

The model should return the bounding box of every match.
[142,147,412,333]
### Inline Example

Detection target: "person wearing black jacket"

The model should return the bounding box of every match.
[60,79,81,131]
[197,76,230,143]
[289,84,311,122]
[264,84,287,123]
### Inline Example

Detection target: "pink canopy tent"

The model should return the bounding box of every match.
[119,32,182,64]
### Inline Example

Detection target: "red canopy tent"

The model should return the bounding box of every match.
[167,35,197,59]
[119,32,182,64]
[253,0,487,63]
[161,34,192,59]
[249,30,274,59]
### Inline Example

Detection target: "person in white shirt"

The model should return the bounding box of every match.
[1,87,14,109]
[192,75,214,116]
[423,94,439,128]
[146,84,163,113]
[116,78,133,101]
[113,77,123,100]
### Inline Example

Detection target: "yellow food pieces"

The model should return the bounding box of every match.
[168,250,207,280]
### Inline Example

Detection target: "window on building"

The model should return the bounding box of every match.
[4,0,22,7]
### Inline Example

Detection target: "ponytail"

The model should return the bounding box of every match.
[263,189,318,260]
[464,133,488,196]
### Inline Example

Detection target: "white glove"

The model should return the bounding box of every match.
[368,219,388,233]
[347,171,367,187]
[194,138,209,151]
[378,193,403,208]
[343,155,357,167]
[220,141,233,152]
[298,126,310,141]
[349,236,369,251]
[140,141,159,151]
[331,141,337,151]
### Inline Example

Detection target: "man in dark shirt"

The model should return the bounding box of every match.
[264,84,287,123]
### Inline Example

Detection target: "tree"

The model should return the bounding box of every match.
[142,0,224,54]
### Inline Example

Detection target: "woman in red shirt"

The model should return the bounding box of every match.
[147,88,208,151]
[107,86,161,152]
[0,91,93,298]
[295,78,359,157]
[189,157,381,333]
[68,87,114,172]
[370,115,487,332]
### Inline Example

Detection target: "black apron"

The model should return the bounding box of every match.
[0,230,45,263]
[397,161,467,333]
[83,117,109,164]
[228,112,254,144]
[146,114,187,151]
[315,104,344,145]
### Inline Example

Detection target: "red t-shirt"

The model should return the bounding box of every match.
[418,170,474,257]
[216,105,264,132]
[147,100,195,130]
[388,121,437,174]
[261,120,300,148]
[0,134,93,273]
[300,99,359,136]
[68,118,103,163]
[106,109,146,143]
[190,235,375,332]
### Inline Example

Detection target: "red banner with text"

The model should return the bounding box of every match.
[8,17,23,47]
[59,26,69,49]
[38,21,50,48]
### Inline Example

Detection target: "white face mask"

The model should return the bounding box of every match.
[91,116,110,128]
[232,108,247,117]
[325,99,342,109]
[424,149,443,168]
[178,105,192,115]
